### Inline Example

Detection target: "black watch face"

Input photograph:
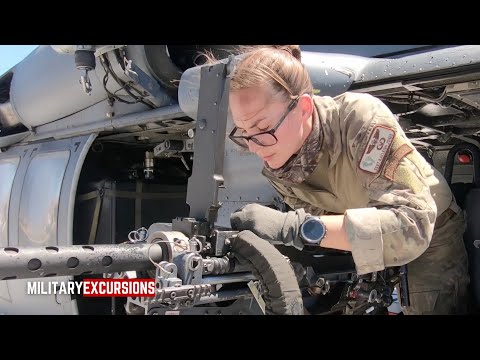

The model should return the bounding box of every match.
[303,219,325,243]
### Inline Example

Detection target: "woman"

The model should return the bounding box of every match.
[221,45,470,314]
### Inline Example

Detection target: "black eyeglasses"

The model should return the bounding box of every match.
[229,97,299,148]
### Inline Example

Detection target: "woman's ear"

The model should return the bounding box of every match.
[298,94,314,123]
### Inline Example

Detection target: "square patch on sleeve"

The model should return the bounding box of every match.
[359,125,395,174]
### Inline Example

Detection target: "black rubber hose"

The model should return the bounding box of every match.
[230,230,304,315]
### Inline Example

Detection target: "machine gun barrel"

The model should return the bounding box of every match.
[0,243,164,280]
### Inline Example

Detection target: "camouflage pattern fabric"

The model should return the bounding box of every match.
[262,92,470,314]
[402,208,470,314]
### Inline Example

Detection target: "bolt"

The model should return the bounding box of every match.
[106,112,114,118]
[205,262,214,272]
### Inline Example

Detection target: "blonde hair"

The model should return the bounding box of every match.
[205,45,313,102]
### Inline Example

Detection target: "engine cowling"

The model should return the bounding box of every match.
[0,45,237,135]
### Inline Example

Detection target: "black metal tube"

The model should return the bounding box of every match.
[0,243,163,280]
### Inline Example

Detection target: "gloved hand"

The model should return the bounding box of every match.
[230,203,307,250]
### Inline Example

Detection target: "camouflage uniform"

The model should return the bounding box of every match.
[262,92,470,314]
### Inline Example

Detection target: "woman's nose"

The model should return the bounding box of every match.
[247,140,261,154]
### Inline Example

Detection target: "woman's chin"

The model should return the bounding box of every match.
[265,158,285,169]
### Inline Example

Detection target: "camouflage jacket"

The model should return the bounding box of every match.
[262,92,453,275]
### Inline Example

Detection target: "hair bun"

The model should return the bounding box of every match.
[272,45,302,61]
[287,45,302,61]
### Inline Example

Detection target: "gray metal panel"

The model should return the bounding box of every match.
[10,46,108,128]
[0,157,20,246]
[221,136,277,202]
[186,62,230,220]
[300,45,432,58]
[0,278,78,315]
[352,45,480,84]
[0,132,30,148]
[301,52,363,97]
[0,134,95,314]
[4,134,96,247]
[18,151,70,246]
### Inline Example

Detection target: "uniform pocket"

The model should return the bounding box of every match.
[402,290,440,315]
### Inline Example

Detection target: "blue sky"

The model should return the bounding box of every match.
[0,45,38,75]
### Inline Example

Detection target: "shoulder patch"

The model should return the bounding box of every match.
[384,144,414,181]
[359,125,395,174]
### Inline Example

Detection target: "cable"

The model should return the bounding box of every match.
[379,87,448,106]
[100,54,155,109]
[111,50,156,109]
[100,56,140,105]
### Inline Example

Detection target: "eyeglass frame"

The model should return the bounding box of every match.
[228,97,300,148]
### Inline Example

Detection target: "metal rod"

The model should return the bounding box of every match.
[202,272,256,285]
[27,104,185,141]
[197,288,253,304]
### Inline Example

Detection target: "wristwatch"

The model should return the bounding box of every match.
[299,216,327,245]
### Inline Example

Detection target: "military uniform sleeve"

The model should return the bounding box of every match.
[340,93,437,275]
